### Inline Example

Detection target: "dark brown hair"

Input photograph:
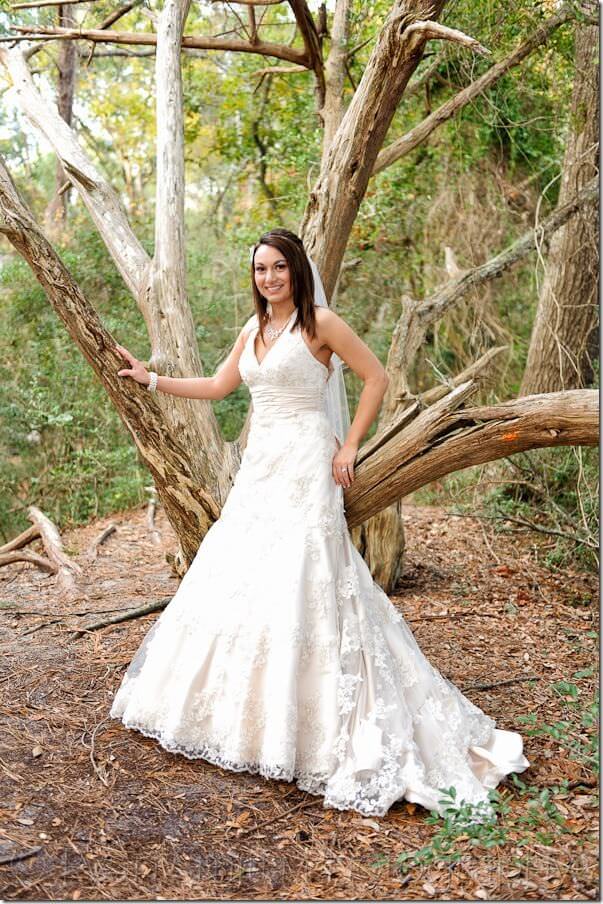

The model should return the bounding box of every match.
[250,228,317,345]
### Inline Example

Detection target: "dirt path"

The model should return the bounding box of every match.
[0,502,598,900]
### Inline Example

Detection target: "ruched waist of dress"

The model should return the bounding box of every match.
[250,385,326,420]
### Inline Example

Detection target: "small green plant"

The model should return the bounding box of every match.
[517,678,599,776]
[393,787,511,873]
[375,769,595,876]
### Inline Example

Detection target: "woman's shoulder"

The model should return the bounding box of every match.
[241,312,259,335]
[314,305,342,335]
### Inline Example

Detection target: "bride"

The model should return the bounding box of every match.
[110,228,529,818]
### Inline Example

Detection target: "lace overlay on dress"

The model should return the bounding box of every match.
[109,311,529,818]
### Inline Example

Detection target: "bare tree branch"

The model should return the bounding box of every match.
[404,20,490,55]
[372,3,574,176]
[149,0,195,373]
[403,48,447,98]
[301,1,448,298]
[320,0,350,159]
[98,1,142,32]
[8,24,311,66]
[380,177,598,418]
[346,386,599,528]
[288,0,325,105]
[0,46,149,300]
[250,63,307,75]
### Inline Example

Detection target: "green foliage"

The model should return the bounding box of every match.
[517,670,599,775]
[376,766,597,875]
[0,234,150,540]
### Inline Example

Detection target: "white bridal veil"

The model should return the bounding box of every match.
[306,255,351,448]
[249,243,351,447]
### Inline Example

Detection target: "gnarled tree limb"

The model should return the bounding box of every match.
[0,154,225,562]
[372,3,574,176]
[345,386,599,529]
[26,505,82,594]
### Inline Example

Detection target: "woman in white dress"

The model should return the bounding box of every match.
[110,228,529,819]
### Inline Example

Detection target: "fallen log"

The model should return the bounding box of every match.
[0,549,56,574]
[0,524,41,554]
[0,507,85,598]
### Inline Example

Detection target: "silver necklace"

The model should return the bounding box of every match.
[265,309,295,341]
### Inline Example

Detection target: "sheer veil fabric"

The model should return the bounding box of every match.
[109,284,530,818]
[306,255,351,448]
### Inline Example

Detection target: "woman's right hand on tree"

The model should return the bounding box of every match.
[116,343,151,386]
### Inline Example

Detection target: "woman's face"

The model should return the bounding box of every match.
[253,244,293,306]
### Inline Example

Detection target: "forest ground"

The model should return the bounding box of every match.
[0,500,598,901]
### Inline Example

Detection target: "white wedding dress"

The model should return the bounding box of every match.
[110,309,529,818]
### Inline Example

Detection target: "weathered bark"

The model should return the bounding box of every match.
[0,549,56,574]
[345,385,599,529]
[354,345,507,592]
[521,22,599,395]
[301,1,457,298]
[350,500,406,592]
[320,0,351,162]
[44,4,77,231]
[288,0,326,107]
[143,0,233,505]
[0,156,223,565]
[27,505,82,595]
[0,525,40,554]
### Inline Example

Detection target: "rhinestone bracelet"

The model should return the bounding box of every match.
[147,371,158,392]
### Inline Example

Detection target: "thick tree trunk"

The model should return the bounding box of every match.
[520,22,599,395]
[301,0,448,298]
[0,157,223,566]
[350,500,406,593]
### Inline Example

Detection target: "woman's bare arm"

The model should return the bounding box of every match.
[116,317,256,401]
[315,307,389,487]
